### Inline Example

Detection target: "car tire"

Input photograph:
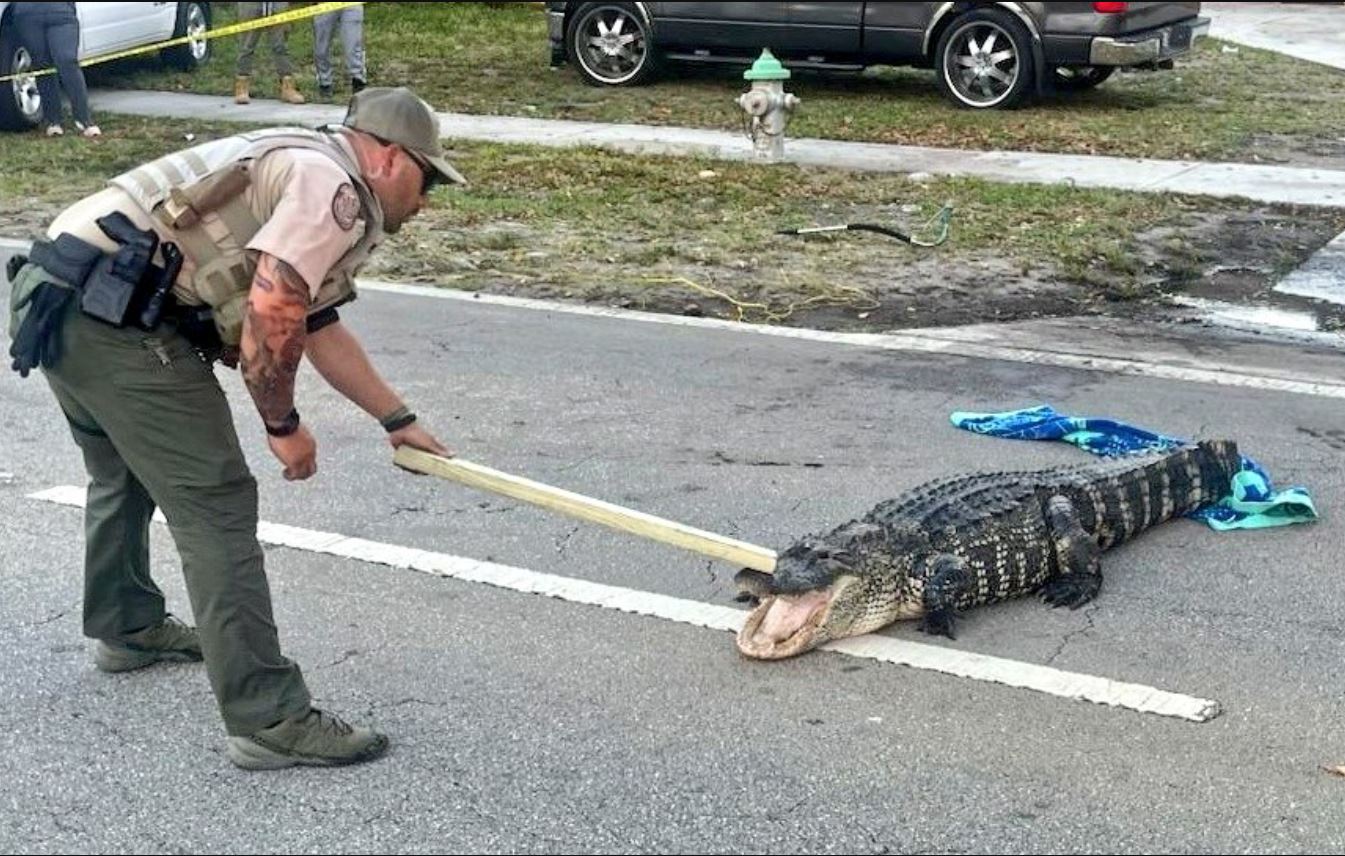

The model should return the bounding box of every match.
[1052,64,1114,91]
[160,1,212,71]
[0,22,41,131]
[567,1,659,87]
[935,8,1036,110]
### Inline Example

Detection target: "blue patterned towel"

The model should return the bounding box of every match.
[949,405,1317,531]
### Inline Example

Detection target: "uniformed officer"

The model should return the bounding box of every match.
[6,87,464,770]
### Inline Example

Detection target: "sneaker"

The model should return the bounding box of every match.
[45,124,63,136]
[318,83,333,99]
[94,614,203,673]
[78,123,101,138]
[350,76,366,93]
[226,708,390,770]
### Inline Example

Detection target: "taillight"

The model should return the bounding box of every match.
[1094,1,1129,11]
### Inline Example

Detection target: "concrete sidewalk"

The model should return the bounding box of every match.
[1206,2,1345,70]
[88,89,1345,209]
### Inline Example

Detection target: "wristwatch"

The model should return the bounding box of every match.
[265,408,301,437]
[380,405,417,433]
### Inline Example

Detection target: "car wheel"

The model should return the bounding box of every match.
[1052,64,1114,91]
[567,2,658,87]
[935,8,1035,109]
[0,24,41,131]
[161,1,212,71]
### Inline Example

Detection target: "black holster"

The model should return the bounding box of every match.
[79,211,179,330]
[9,218,187,378]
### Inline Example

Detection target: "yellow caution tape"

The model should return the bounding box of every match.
[0,1,363,83]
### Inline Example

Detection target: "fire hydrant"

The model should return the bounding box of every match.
[737,48,799,162]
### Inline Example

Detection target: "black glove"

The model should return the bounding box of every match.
[9,283,74,377]
[5,253,28,284]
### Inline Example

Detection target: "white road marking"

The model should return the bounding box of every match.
[358,279,1345,400]
[30,484,1221,723]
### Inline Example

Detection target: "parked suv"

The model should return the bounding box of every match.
[546,2,1208,109]
[0,1,212,130]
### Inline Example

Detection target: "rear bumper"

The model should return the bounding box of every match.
[1088,16,1210,66]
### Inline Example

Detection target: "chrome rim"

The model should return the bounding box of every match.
[943,21,1020,107]
[574,5,647,84]
[9,46,41,123]
[186,4,209,61]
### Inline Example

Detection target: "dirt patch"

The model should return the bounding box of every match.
[8,186,1343,337]
[371,248,1090,333]
[1134,207,1342,300]
[363,204,1345,334]
[1244,134,1345,170]
[0,199,63,242]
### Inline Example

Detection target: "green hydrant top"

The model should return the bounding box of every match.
[743,47,791,81]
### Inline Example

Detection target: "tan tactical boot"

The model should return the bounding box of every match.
[233,75,251,105]
[278,75,306,104]
[94,615,203,673]
[226,708,389,770]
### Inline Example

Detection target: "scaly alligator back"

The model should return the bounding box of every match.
[867,439,1239,548]
[735,440,1241,659]
[1045,439,1240,550]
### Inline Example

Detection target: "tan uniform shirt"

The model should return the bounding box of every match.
[48,147,365,299]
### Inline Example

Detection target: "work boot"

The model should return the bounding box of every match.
[234,75,251,104]
[278,75,306,105]
[94,615,203,673]
[226,708,389,770]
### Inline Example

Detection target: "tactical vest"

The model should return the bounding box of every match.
[109,128,384,345]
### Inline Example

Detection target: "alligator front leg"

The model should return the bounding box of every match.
[918,553,971,639]
[1039,494,1103,609]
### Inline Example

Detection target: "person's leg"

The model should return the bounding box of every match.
[44,12,94,130]
[43,383,164,640]
[312,10,336,93]
[341,6,367,88]
[264,2,304,102]
[12,9,64,127]
[44,309,311,735]
[42,381,195,672]
[266,1,296,78]
[235,2,263,78]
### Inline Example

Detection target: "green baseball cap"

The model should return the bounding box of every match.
[343,86,466,186]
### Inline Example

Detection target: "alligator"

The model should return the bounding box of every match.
[734,440,1241,660]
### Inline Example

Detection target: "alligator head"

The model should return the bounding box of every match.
[734,523,921,660]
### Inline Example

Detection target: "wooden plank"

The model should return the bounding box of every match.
[393,447,779,573]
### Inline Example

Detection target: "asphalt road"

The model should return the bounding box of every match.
[2,265,1343,854]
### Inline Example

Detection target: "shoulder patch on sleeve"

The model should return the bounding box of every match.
[331,183,359,231]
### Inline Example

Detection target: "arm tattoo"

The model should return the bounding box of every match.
[240,254,310,427]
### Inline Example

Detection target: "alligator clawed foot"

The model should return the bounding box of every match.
[918,607,957,640]
[1039,575,1101,610]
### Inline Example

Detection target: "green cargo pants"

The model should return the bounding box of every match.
[23,266,312,737]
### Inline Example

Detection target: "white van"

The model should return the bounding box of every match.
[0,1,211,130]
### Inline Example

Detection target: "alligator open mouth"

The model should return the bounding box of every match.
[735,589,833,660]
